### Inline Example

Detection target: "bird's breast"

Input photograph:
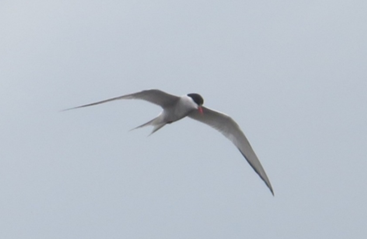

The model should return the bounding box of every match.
[163,97,197,123]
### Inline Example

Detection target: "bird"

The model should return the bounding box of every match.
[65,89,274,195]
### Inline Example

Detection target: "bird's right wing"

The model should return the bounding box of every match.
[63,89,180,111]
[189,106,274,195]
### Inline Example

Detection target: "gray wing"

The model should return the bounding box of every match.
[63,89,180,110]
[189,106,274,195]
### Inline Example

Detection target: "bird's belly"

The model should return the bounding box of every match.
[163,107,193,123]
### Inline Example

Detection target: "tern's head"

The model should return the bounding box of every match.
[187,93,204,114]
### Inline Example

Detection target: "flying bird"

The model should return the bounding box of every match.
[65,89,273,195]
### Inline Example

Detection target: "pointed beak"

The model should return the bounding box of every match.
[198,106,203,114]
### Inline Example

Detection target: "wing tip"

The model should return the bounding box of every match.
[262,178,275,196]
[269,185,275,196]
[60,105,90,112]
[238,149,274,196]
[261,176,274,196]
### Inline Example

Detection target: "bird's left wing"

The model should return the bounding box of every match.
[188,106,274,195]
[63,89,180,111]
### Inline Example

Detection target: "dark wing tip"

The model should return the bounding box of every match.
[60,107,77,112]
[60,95,130,112]
[270,187,275,196]
[239,149,274,196]
[60,103,97,112]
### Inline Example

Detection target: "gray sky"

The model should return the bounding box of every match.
[1,1,367,238]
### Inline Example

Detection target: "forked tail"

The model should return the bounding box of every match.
[129,116,166,136]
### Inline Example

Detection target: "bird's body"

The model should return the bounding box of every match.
[132,94,201,134]
[162,95,200,123]
[65,89,274,195]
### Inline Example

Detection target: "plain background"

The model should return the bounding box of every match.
[1,1,367,238]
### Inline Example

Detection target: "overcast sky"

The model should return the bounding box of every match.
[1,1,367,238]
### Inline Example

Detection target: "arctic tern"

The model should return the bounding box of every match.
[66,89,273,195]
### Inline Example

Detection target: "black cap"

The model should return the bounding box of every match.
[187,93,204,106]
